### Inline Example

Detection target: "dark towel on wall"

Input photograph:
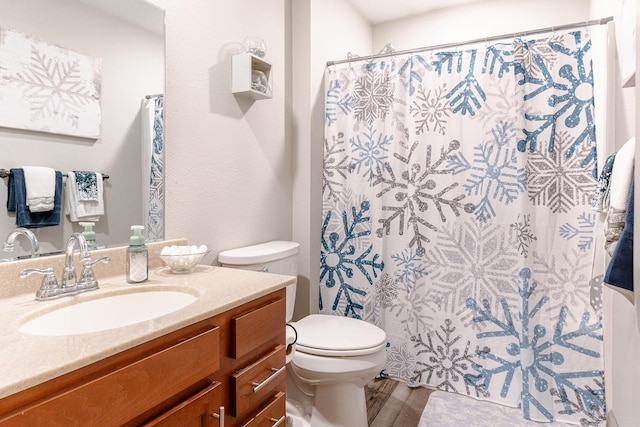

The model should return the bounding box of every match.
[604,179,634,291]
[7,168,62,228]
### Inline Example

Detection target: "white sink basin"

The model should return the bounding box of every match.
[19,290,197,336]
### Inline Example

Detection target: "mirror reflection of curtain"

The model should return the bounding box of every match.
[322,26,610,425]
[141,95,164,241]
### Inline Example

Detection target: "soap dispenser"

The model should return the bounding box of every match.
[79,221,98,250]
[126,225,148,283]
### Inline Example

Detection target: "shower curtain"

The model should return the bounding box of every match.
[141,95,164,241]
[321,28,608,426]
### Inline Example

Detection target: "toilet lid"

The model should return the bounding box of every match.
[292,314,387,357]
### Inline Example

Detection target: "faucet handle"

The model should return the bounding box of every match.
[86,256,110,266]
[20,267,60,300]
[79,256,110,291]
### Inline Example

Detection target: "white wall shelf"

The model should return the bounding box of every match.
[231,53,272,99]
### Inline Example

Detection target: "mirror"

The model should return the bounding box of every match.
[0,0,165,258]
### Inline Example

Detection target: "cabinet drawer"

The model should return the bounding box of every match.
[231,344,286,418]
[142,381,222,427]
[3,326,220,426]
[241,391,286,427]
[231,298,285,359]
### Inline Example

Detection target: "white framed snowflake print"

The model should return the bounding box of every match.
[0,28,102,138]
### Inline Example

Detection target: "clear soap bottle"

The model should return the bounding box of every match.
[80,221,98,250]
[126,225,148,283]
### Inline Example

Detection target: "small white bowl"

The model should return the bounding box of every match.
[158,248,209,274]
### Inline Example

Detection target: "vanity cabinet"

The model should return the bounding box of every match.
[0,289,286,427]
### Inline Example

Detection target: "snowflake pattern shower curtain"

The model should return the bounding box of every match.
[141,95,164,242]
[321,30,606,425]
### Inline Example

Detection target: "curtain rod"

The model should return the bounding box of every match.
[326,16,613,66]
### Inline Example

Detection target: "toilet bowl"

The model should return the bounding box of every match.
[218,241,387,427]
[287,314,386,427]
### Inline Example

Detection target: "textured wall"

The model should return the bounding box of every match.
[163,0,292,264]
[291,0,372,319]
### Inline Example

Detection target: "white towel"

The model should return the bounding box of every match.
[608,137,635,210]
[21,166,56,212]
[65,171,104,222]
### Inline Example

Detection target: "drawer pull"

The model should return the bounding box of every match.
[212,406,225,427]
[252,365,286,393]
[270,416,286,427]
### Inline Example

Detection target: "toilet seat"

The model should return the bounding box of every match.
[291,314,386,357]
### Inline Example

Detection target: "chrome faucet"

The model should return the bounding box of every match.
[20,233,110,301]
[62,233,92,289]
[3,228,40,258]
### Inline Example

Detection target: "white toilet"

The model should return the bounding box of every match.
[218,241,387,427]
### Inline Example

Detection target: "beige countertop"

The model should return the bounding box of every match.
[0,239,295,399]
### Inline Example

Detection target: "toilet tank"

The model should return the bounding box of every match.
[218,241,299,322]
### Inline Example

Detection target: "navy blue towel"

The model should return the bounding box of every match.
[604,179,634,291]
[7,168,62,228]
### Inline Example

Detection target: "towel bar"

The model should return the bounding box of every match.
[0,169,109,180]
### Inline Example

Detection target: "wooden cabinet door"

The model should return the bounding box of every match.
[231,298,285,359]
[141,382,223,427]
[0,327,220,427]
[241,392,286,427]
[231,345,286,418]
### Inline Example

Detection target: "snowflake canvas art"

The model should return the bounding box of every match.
[0,28,102,138]
[322,28,607,426]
